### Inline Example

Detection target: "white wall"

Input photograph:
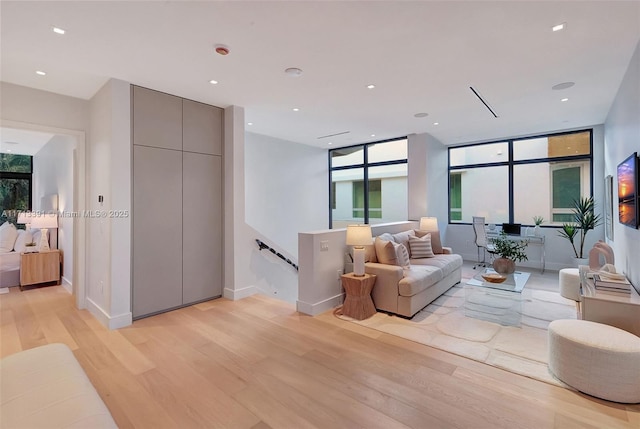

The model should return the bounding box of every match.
[33,135,75,288]
[87,79,132,329]
[241,132,328,302]
[604,39,640,288]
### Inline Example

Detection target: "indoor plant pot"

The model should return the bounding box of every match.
[490,232,529,274]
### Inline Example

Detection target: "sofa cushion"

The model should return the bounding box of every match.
[409,234,435,258]
[398,266,443,297]
[394,242,411,269]
[375,236,397,265]
[391,230,415,255]
[415,229,443,254]
[410,254,463,278]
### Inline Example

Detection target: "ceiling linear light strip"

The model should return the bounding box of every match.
[469,86,499,118]
[317,131,350,140]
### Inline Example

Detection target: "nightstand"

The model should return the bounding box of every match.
[20,250,61,290]
[341,272,377,320]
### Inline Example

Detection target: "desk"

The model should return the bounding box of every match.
[487,232,545,273]
[579,265,640,336]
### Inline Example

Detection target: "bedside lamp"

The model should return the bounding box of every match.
[419,217,438,231]
[346,224,372,277]
[30,214,58,251]
[17,212,32,231]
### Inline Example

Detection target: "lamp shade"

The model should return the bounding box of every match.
[30,214,58,229]
[16,212,31,225]
[346,224,372,246]
[419,217,438,231]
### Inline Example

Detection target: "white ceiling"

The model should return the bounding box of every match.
[1,1,639,148]
[0,127,54,156]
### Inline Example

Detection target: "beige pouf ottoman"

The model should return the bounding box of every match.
[548,319,640,403]
[559,268,581,301]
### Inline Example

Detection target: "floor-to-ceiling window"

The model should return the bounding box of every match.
[0,153,32,225]
[330,138,407,229]
[448,129,593,226]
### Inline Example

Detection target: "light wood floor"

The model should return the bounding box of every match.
[1,285,639,429]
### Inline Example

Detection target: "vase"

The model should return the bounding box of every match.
[493,257,515,274]
[573,257,589,268]
[534,225,541,237]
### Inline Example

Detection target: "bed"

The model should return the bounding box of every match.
[0,227,45,288]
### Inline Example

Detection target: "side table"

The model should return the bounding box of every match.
[341,273,377,320]
[20,250,61,290]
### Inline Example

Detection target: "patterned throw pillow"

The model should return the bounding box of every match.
[414,229,443,254]
[409,234,435,258]
[394,241,411,269]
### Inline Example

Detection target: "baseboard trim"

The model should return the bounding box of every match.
[86,297,132,330]
[223,285,257,300]
[297,294,343,316]
[61,276,72,294]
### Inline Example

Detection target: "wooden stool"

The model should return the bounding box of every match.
[341,273,377,320]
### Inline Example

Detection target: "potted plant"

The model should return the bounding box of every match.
[533,216,544,237]
[557,196,602,264]
[490,232,528,274]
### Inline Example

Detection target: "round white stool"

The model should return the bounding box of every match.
[548,319,640,403]
[559,268,581,301]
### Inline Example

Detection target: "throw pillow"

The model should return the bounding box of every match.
[0,222,18,253]
[391,230,416,256]
[409,234,435,258]
[415,229,443,254]
[394,241,411,269]
[13,229,33,253]
[374,236,397,265]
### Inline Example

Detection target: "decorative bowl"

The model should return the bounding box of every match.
[481,273,507,283]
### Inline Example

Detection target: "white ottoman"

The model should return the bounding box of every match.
[559,268,581,301]
[548,319,640,403]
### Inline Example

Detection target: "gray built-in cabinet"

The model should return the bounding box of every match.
[132,86,223,319]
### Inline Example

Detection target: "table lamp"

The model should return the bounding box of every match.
[419,217,438,231]
[346,224,372,277]
[17,212,32,231]
[30,214,58,251]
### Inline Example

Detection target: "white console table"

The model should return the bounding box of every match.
[487,232,545,273]
[579,265,640,336]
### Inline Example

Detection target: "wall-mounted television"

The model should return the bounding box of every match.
[617,152,639,228]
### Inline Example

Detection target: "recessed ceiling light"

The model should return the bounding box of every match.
[561,98,569,102]
[285,67,303,77]
[414,112,429,118]
[328,142,333,145]
[370,134,375,137]
[433,122,439,126]
[209,79,218,85]
[552,23,566,32]
[247,122,253,126]
[52,26,65,35]
[36,70,46,76]
[552,82,575,90]
[367,84,375,89]
[292,108,300,112]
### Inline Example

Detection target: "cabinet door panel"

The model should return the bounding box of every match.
[133,146,183,318]
[182,99,223,155]
[182,152,223,303]
[133,86,182,150]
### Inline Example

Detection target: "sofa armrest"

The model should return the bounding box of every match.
[441,246,453,254]
[365,262,404,313]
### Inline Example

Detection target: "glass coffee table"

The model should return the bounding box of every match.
[464,269,531,326]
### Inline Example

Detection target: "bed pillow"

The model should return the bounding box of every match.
[374,236,397,265]
[409,234,435,258]
[415,229,443,254]
[0,222,19,253]
[14,229,33,253]
[394,241,411,269]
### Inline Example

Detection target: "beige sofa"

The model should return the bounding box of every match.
[364,229,463,318]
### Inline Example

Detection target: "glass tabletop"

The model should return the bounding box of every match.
[467,268,530,293]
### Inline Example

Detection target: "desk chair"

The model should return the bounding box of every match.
[472,216,496,269]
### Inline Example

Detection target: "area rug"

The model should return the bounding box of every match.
[342,279,577,387]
